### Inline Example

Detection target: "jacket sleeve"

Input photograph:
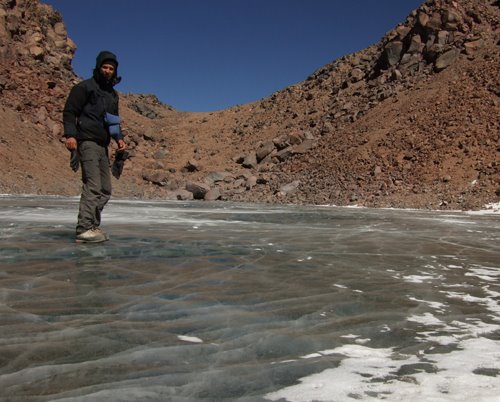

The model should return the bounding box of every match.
[113,92,120,115]
[63,83,87,138]
[113,93,124,141]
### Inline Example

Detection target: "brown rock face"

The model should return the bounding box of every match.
[0,0,498,210]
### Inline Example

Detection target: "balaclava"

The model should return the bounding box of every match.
[93,50,121,86]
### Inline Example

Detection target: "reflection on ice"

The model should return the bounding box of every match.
[0,196,498,401]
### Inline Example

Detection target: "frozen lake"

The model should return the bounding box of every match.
[0,195,499,401]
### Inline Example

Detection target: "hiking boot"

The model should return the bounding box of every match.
[94,227,109,241]
[76,228,107,243]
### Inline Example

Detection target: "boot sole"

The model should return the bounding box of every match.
[75,237,109,243]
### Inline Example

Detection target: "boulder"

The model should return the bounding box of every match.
[53,22,66,37]
[153,149,167,160]
[184,159,200,172]
[143,131,160,142]
[167,189,193,201]
[142,170,169,186]
[130,102,159,119]
[350,68,364,82]
[417,12,429,29]
[437,31,449,45]
[435,48,460,71]
[464,39,484,55]
[29,45,44,59]
[287,131,304,145]
[292,139,315,154]
[407,35,424,54]
[275,147,293,162]
[205,171,232,184]
[204,188,221,201]
[242,152,258,169]
[273,135,289,150]
[245,175,258,190]
[384,41,403,67]
[186,181,210,199]
[256,141,275,162]
[279,180,300,195]
[427,12,443,31]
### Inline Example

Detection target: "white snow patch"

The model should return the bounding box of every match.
[177,335,203,343]
[265,339,500,402]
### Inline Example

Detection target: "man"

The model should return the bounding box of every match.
[63,50,126,243]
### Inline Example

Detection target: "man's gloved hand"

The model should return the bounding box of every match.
[70,150,79,172]
[112,150,129,179]
[66,138,79,172]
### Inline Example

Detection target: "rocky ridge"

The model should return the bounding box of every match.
[0,0,498,210]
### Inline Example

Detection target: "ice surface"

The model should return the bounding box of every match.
[0,196,498,401]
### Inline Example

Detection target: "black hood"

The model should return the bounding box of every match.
[93,50,121,86]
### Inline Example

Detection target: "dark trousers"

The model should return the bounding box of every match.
[76,141,111,234]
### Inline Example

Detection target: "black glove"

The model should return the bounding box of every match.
[70,150,79,172]
[112,150,129,179]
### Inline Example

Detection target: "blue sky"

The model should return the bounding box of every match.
[44,0,423,112]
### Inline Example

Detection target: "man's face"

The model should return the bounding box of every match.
[100,63,115,80]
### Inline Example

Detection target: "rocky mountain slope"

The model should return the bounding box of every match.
[0,0,498,210]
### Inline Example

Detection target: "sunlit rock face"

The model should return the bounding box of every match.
[0,0,499,210]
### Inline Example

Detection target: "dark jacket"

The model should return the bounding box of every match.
[63,51,122,145]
